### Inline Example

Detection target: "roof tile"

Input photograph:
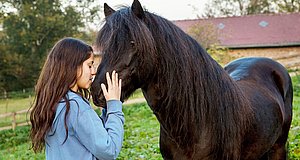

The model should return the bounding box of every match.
[173,13,300,48]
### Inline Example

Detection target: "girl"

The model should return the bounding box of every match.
[30,37,124,160]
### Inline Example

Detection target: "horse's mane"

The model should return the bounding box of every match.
[96,6,253,159]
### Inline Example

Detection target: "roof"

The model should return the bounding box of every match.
[172,13,300,48]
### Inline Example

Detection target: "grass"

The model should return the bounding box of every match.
[118,103,162,160]
[0,96,33,113]
[0,112,29,128]
[0,97,33,128]
[288,96,300,159]
[0,97,299,159]
[0,141,44,160]
[127,88,144,99]
[0,102,162,160]
[0,76,299,159]
[0,90,144,128]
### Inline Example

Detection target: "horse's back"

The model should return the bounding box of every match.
[225,57,291,100]
[224,57,293,159]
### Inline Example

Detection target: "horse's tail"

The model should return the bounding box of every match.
[271,63,293,122]
[282,74,293,134]
[269,62,293,159]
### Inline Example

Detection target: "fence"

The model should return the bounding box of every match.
[0,97,146,132]
[0,89,33,131]
[0,109,31,131]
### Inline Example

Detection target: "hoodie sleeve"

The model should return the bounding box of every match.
[74,99,124,160]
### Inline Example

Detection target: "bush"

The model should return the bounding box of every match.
[0,88,34,99]
[0,126,30,150]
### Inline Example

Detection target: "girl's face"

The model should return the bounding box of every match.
[72,54,96,91]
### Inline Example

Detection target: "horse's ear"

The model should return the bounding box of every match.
[104,3,115,18]
[131,0,145,19]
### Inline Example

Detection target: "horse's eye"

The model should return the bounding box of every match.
[130,41,135,47]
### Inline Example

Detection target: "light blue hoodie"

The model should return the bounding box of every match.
[45,90,124,160]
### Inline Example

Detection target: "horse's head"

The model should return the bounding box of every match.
[91,0,157,107]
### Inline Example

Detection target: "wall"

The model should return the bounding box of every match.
[228,46,300,70]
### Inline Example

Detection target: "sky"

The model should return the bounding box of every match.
[102,0,209,20]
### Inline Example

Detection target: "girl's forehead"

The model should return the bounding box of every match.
[82,54,94,65]
[89,53,94,59]
[87,54,94,61]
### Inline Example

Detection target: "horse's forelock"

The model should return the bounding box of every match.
[97,8,157,62]
[128,11,157,59]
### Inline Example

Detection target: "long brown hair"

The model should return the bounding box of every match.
[30,37,93,152]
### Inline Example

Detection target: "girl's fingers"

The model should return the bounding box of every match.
[101,83,108,97]
[119,79,122,95]
[102,70,121,101]
[119,79,122,88]
[115,73,118,86]
[111,70,116,87]
[106,72,112,88]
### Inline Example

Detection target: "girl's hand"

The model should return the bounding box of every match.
[100,70,122,101]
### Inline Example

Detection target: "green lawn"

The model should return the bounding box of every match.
[288,96,300,159]
[0,89,143,114]
[0,102,162,160]
[0,97,33,114]
[0,77,299,159]
[0,97,299,159]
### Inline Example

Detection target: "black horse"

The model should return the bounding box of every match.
[91,0,293,159]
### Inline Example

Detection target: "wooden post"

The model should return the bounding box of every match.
[12,112,16,130]
[29,94,32,106]
[5,98,9,116]
[4,90,7,99]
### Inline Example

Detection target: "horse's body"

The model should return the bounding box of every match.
[91,0,293,159]
[224,58,293,160]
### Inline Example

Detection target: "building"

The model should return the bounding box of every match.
[173,13,300,71]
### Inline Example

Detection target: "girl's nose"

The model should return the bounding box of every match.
[91,65,96,75]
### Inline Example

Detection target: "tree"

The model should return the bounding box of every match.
[203,0,300,17]
[0,0,87,91]
[276,0,300,12]
[188,22,234,65]
[188,22,220,49]
[64,0,103,32]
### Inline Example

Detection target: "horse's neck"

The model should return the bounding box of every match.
[141,82,162,112]
[142,52,236,116]
[141,53,243,131]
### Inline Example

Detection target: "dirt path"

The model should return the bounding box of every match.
[124,97,146,105]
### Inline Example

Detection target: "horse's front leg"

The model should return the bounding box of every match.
[259,133,288,160]
[259,145,287,160]
[159,125,174,160]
